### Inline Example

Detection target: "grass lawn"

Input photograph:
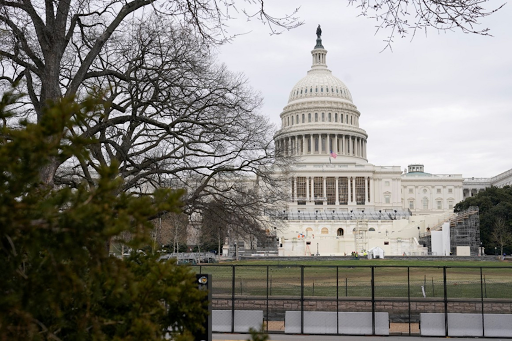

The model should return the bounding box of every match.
[193,258,512,299]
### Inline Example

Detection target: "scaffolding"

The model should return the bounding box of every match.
[354,219,369,253]
[449,206,480,256]
[418,206,480,256]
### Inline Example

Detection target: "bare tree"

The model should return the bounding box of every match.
[154,212,189,252]
[349,0,505,50]
[491,217,512,257]
[0,0,301,186]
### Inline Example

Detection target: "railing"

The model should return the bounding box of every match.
[193,264,512,336]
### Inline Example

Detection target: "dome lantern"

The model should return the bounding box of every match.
[312,25,327,70]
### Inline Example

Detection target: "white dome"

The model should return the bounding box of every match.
[288,69,353,103]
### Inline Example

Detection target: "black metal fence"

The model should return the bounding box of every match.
[192,264,512,336]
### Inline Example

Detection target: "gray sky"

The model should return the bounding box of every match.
[216,0,512,179]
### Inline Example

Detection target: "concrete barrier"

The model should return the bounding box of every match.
[285,311,389,335]
[420,313,512,337]
[212,310,263,333]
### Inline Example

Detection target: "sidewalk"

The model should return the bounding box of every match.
[213,333,512,341]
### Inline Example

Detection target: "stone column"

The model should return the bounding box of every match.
[306,177,310,201]
[334,134,338,154]
[323,176,326,205]
[348,176,352,204]
[335,176,339,205]
[302,135,306,155]
[364,176,368,205]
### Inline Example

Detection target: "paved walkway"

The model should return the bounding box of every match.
[213,333,512,341]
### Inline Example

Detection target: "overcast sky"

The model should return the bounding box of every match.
[216,0,512,179]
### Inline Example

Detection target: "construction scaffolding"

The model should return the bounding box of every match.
[419,206,480,256]
[449,206,480,256]
[354,219,369,253]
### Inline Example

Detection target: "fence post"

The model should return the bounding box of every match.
[480,267,485,337]
[443,266,448,337]
[408,266,411,336]
[231,265,235,333]
[266,265,269,333]
[301,265,304,334]
[371,266,375,335]
[336,266,339,335]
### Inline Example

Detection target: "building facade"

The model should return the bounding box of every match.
[273,35,470,256]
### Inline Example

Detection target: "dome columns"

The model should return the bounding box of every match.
[276,133,367,160]
[290,175,373,206]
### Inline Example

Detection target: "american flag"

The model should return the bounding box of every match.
[330,151,337,158]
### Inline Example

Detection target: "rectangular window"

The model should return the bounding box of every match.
[437,188,441,194]
[322,113,325,121]
[326,177,336,205]
[437,200,442,209]
[409,200,414,209]
[448,201,454,209]
[321,136,326,153]
[385,181,390,186]
[355,177,365,205]
[385,195,390,204]
[409,188,413,194]
[448,188,453,194]
[314,136,319,152]
[297,177,307,204]
[314,177,323,205]
[338,177,348,205]
[307,137,311,153]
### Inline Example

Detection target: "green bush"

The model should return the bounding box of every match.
[0,92,207,340]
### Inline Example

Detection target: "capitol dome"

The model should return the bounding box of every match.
[275,35,368,165]
[288,70,353,103]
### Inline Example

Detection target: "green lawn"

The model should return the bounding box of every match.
[193,259,512,299]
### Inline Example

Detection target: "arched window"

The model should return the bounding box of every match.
[321,113,325,121]
[308,113,311,122]
[369,228,376,232]
[423,197,429,210]
[321,228,329,235]
[315,113,318,122]
[306,228,313,237]
[337,228,344,236]
[328,113,331,122]
[302,114,305,123]
[335,113,338,122]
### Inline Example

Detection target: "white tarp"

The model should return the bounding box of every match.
[368,246,385,259]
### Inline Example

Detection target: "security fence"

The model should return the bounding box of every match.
[192,264,512,337]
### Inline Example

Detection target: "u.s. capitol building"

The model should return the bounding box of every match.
[270,32,506,257]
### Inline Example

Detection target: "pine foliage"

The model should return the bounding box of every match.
[0,92,207,340]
